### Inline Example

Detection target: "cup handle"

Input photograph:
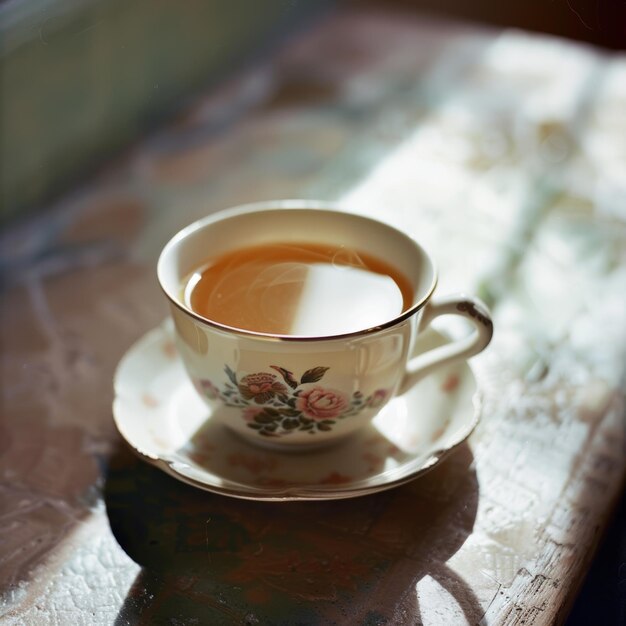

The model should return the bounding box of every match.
[398,295,493,395]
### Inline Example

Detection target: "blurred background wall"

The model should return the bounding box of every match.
[372,0,625,49]
[0,0,333,221]
[1,0,623,222]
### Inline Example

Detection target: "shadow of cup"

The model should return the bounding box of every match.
[105,440,482,623]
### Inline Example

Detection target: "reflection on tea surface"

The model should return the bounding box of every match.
[186,242,412,336]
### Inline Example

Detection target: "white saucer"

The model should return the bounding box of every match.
[113,322,481,501]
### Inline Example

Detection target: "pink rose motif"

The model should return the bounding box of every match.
[197,379,220,400]
[367,389,389,409]
[296,387,349,420]
[238,372,287,404]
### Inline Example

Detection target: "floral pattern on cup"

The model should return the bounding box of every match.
[195,364,390,438]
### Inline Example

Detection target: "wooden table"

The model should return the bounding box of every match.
[2,8,625,624]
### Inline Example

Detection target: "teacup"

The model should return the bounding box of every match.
[157,200,493,449]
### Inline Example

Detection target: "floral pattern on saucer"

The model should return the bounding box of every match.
[113,321,481,501]
[194,364,390,438]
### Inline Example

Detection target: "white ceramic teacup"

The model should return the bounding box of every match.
[157,200,493,449]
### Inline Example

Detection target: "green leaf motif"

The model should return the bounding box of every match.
[254,413,276,425]
[301,366,330,384]
[270,365,299,389]
[224,365,237,387]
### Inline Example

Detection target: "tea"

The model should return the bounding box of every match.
[185,242,413,336]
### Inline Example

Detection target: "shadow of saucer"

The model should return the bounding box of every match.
[105,439,482,624]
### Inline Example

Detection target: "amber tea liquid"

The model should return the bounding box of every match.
[185,242,413,336]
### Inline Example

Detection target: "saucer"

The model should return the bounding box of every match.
[113,322,481,501]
